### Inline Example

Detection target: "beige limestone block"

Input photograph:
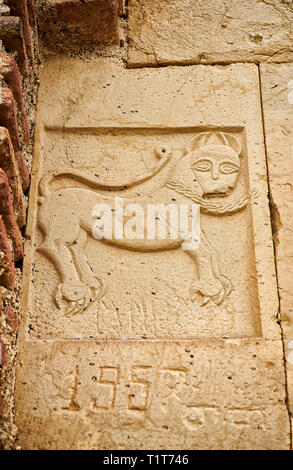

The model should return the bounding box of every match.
[128,0,293,67]
[260,63,293,439]
[16,58,290,448]
[16,339,289,449]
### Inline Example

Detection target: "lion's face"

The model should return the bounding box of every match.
[190,145,240,197]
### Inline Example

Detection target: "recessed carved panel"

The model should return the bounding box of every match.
[27,127,261,339]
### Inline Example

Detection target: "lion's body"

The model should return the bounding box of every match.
[38,186,189,252]
[37,139,244,315]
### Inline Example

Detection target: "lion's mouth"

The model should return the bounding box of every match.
[204,188,230,198]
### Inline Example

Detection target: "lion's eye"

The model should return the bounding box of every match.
[193,161,211,172]
[220,163,239,174]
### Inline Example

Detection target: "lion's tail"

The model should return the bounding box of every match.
[38,173,55,201]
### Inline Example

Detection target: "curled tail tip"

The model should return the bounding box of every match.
[155,144,172,160]
[38,196,45,205]
[39,173,54,198]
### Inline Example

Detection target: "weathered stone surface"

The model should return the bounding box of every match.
[128,0,293,67]
[16,58,290,449]
[0,338,6,367]
[4,306,19,330]
[37,0,120,45]
[16,339,289,450]
[260,63,293,435]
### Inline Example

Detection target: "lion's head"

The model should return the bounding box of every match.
[190,144,240,197]
[168,131,242,198]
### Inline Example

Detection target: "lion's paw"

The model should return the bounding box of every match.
[55,281,92,316]
[190,278,227,306]
[87,276,107,302]
[218,275,233,297]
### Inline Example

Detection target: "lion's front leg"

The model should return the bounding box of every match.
[70,229,106,306]
[185,229,232,305]
[202,232,233,298]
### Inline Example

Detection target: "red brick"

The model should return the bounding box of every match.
[0,127,27,228]
[117,0,125,16]
[4,306,19,329]
[15,151,29,192]
[0,16,28,76]
[0,169,23,262]
[0,394,6,416]
[0,52,30,144]
[0,87,21,152]
[0,88,30,190]
[44,0,119,43]
[6,1,35,68]
[0,217,16,289]
[0,338,6,367]
[27,0,37,28]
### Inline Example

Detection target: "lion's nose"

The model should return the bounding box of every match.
[212,165,219,180]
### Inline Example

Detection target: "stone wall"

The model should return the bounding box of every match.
[1,0,293,449]
[128,0,293,66]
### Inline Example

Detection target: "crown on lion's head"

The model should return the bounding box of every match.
[185,132,242,197]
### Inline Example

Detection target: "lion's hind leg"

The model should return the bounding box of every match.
[70,229,107,306]
[38,210,94,316]
[203,233,233,299]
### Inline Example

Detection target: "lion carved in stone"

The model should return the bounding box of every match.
[37,131,257,315]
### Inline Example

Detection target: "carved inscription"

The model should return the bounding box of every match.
[93,367,120,410]
[128,366,152,411]
[59,360,266,433]
[182,407,265,431]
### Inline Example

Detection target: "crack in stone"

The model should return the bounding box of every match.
[258,64,293,449]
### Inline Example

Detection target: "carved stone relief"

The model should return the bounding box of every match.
[28,128,261,340]
[15,59,290,449]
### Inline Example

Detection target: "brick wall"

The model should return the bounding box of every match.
[0,0,38,450]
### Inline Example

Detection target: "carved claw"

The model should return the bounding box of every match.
[190,277,229,306]
[66,290,91,316]
[89,275,107,302]
[213,289,225,305]
[55,284,64,310]
[55,281,92,316]
[218,275,233,297]
[200,295,211,306]
[55,277,106,316]
[191,278,223,298]
[199,289,225,306]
